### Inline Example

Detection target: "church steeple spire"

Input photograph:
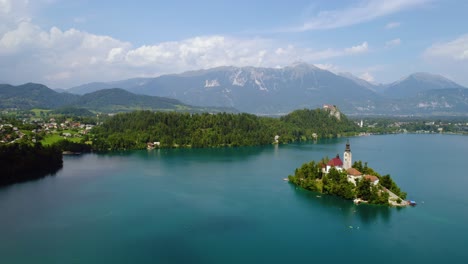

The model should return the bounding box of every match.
[343,140,352,170]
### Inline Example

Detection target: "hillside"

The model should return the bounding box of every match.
[402,88,468,115]
[0,84,236,113]
[91,107,359,150]
[69,77,151,95]
[0,83,79,109]
[75,88,188,112]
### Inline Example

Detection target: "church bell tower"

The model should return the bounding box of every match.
[343,140,352,170]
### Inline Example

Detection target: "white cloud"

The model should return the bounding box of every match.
[107,47,125,62]
[0,14,370,88]
[0,0,12,13]
[283,0,429,32]
[422,34,468,86]
[123,38,367,71]
[0,0,378,88]
[385,22,401,29]
[0,0,30,35]
[424,34,468,61]
[0,0,373,88]
[345,42,369,54]
[360,72,375,82]
[385,38,401,48]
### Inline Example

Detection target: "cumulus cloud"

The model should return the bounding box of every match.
[385,22,401,29]
[0,18,370,88]
[0,0,30,35]
[0,0,374,88]
[385,38,401,48]
[424,34,468,61]
[282,0,429,32]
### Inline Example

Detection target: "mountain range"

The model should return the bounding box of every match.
[0,83,236,113]
[1,63,467,116]
[67,63,468,116]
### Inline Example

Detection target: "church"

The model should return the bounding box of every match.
[322,140,377,186]
[322,140,352,173]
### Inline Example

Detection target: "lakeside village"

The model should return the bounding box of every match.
[0,117,94,145]
[287,140,415,207]
[2,104,468,147]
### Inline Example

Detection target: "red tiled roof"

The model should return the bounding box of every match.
[364,175,379,182]
[347,168,362,176]
[327,155,343,167]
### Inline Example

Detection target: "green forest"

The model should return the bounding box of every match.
[90,108,359,150]
[288,160,406,206]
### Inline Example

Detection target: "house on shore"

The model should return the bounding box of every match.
[347,167,362,185]
[363,175,380,185]
[147,141,161,149]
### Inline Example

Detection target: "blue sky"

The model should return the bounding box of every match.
[1,0,468,88]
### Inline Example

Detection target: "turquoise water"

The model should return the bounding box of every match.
[0,134,467,263]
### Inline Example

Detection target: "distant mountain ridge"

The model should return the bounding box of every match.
[0,84,236,113]
[67,64,468,116]
[0,83,79,109]
[69,63,380,114]
[383,72,464,98]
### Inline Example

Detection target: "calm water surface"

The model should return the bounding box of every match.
[1,134,467,263]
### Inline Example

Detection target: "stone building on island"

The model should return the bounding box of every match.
[322,140,379,186]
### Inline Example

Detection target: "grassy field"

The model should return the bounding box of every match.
[41,134,82,145]
[30,109,52,117]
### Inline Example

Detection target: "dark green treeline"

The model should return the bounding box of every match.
[91,108,358,150]
[0,143,63,187]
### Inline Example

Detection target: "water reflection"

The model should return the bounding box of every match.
[142,146,268,162]
[0,164,63,192]
[289,184,394,225]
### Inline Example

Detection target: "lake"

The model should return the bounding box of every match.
[1,134,467,263]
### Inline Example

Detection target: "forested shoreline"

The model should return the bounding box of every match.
[0,143,63,186]
[90,108,359,150]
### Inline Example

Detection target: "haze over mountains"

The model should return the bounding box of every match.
[67,63,468,116]
[0,83,235,113]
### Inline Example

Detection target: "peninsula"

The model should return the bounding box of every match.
[90,106,358,151]
[288,141,408,206]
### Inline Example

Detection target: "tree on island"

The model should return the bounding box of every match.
[356,178,372,200]
[380,174,407,199]
[288,159,406,206]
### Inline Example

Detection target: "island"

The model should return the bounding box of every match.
[287,141,409,206]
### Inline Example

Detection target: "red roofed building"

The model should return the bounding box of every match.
[323,154,344,173]
[328,154,343,167]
